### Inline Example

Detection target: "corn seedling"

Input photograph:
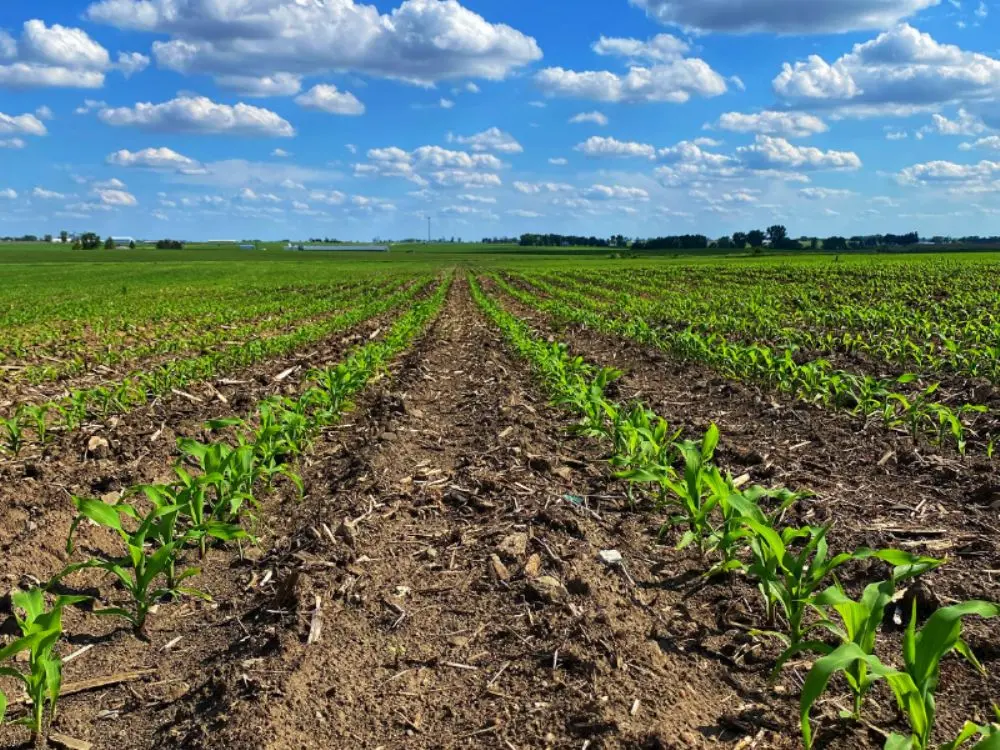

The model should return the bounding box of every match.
[0,589,88,744]
[60,496,206,634]
[801,600,1000,749]
[0,410,26,458]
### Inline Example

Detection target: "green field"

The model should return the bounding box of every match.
[2,242,999,750]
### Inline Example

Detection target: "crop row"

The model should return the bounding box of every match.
[556,261,1000,384]
[496,273,991,455]
[0,275,451,745]
[469,274,1000,750]
[0,276,436,455]
[2,275,408,387]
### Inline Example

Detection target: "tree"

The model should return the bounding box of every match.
[716,236,733,249]
[104,236,115,250]
[824,236,848,251]
[732,232,748,249]
[810,237,820,250]
[80,232,101,250]
[129,240,136,249]
[43,234,52,243]
[59,231,68,244]
[747,230,766,248]
[766,225,788,246]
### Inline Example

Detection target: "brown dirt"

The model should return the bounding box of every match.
[0,278,997,750]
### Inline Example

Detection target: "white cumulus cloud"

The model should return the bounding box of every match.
[536,59,728,104]
[737,135,862,170]
[629,0,938,34]
[569,111,609,126]
[575,135,657,159]
[98,95,295,137]
[295,84,365,115]
[107,146,200,170]
[86,0,542,86]
[217,73,303,98]
[712,111,828,138]
[449,127,523,153]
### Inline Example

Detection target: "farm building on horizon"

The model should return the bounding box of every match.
[111,236,135,247]
[286,243,389,252]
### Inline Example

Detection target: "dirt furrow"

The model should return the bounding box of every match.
[165,278,750,750]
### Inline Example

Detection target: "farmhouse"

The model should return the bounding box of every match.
[111,236,135,247]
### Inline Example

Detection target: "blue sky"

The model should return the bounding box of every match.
[0,0,998,241]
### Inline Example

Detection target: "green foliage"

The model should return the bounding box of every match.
[0,589,88,741]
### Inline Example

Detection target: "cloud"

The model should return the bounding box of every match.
[75,98,106,114]
[583,184,650,200]
[0,20,146,89]
[0,188,17,199]
[569,111,609,126]
[0,138,26,149]
[0,111,47,137]
[960,136,1000,151]
[98,95,295,136]
[309,190,347,205]
[355,143,502,186]
[431,170,501,187]
[116,51,149,77]
[94,178,127,189]
[34,105,53,120]
[508,209,543,217]
[925,108,991,135]
[628,0,939,34]
[240,188,281,202]
[272,148,291,158]
[513,181,573,194]
[32,187,66,199]
[86,0,542,86]
[712,110,828,137]
[449,127,523,153]
[439,97,455,109]
[896,160,1000,190]
[548,157,568,165]
[592,34,689,62]
[217,73,302,98]
[773,24,1000,117]
[536,59,727,103]
[575,135,657,159]
[458,193,497,203]
[107,146,200,170]
[799,187,856,199]
[736,135,862,170]
[295,84,365,115]
[886,130,908,139]
[96,187,138,206]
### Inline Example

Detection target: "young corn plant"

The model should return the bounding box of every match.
[0,589,88,745]
[801,600,1000,749]
[743,519,935,658]
[795,555,943,719]
[0,410,26,458]
[59,496,206,635]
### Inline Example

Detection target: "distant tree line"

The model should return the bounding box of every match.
[481,236,520,244]
[633,234,709,250]
[518,234,611,247]
[307,237,343,243]
[156,239,184,249]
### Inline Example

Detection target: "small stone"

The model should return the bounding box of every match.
[599,550,623,566]
[423,547,438,561]
[101,491,120,505]
[335,521,356,548]
[524,553,542,578]
[526,576,565,604]
[86,436,110,458]
[497,533,528,560]
[489,554,511,582]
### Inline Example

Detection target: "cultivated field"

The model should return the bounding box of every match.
[0,248,998,750]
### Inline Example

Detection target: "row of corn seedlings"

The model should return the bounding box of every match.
[0,276,451,747]
[497,273,990,455]
[8,275,405,387]
[470,274,999,750]
[0,276,434,458]
[556,259,1000,384]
